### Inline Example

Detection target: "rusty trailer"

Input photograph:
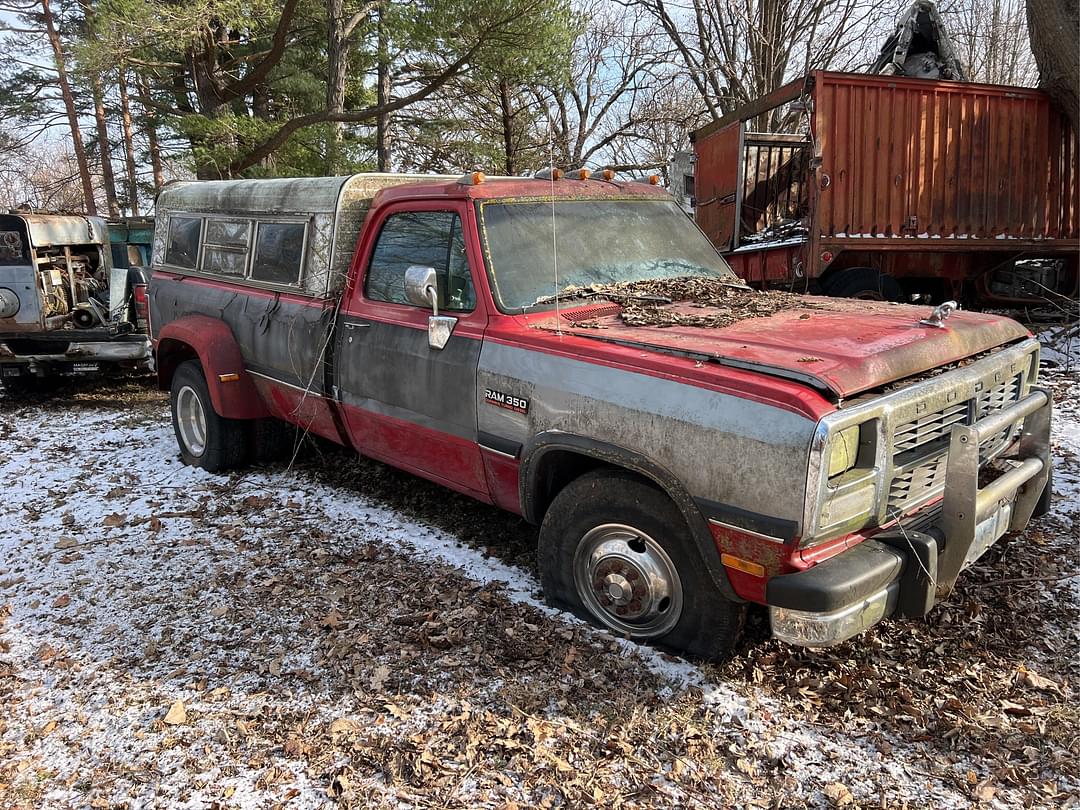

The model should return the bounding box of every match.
[692,70,1080,305]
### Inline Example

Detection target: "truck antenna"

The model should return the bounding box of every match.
[549,131,562,335]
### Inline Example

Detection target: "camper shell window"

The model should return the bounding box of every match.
[252,222,306,285]
[165,216,202,269]
[162,213,308,289]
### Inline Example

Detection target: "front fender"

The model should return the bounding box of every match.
[521,432,741,602]
[156,315,269,419]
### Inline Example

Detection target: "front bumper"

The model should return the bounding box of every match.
[767,387,1052,647]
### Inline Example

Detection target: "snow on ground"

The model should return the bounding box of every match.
[0,369,1077,808]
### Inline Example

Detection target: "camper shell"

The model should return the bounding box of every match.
[154,174,453,299]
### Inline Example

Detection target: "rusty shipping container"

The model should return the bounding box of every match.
[692,71,1080,304]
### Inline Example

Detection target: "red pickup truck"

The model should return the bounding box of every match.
[148,172,1052,661]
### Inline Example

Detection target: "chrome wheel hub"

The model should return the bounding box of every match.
[573,524,683,639]
[176,385,208,456]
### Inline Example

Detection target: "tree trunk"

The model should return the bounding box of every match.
[91,74,120,217]
[326,0,347,172]
[376,11,391,172]
[40,0,96,215]
[1026,0,1079,133]
[117,69,140,215]
[135,75,165,192]
[499,79,515,175]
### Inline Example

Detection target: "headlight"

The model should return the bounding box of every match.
[827,425,860,478]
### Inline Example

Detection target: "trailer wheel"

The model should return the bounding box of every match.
[822,267,903,302]
[170,359,247,471]
[538,469,745,662]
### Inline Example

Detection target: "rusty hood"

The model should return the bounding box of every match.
[533,298,1030,398]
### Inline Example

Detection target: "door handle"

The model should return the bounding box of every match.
[343,321,370,330]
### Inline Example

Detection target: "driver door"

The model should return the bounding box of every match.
[335,202,490,499]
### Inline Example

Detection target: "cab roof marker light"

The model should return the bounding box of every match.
[534,168,563,181]
[600,168,616,181]
[457,171,486,185]
[570,168,591,180]
[648,174,661,185]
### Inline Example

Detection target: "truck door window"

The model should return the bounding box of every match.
[165,216,201,269]
[252,221,306,285]
[365,211,475,311]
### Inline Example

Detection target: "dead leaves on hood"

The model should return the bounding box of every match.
[557,276,901,331]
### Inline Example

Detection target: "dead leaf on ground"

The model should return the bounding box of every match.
[163,699,187,725]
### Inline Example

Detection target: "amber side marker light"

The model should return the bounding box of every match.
[720,553,766,578]
[218,373,240,383]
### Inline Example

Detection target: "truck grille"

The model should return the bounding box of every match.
[892,402,968,455]
[887,374,1023,515]
[892,375,1022,458]
[888,455,948,514]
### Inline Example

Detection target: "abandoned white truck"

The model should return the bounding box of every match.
[0,211,152,391]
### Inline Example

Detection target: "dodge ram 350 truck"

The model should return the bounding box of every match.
[0,211,151,391]
[148,172,1052,660]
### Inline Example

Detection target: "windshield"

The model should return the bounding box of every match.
[479,199,737,311]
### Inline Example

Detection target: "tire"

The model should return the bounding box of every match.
[0,374,44,396]
[538,469,746,662]
[251,417,295,463]
[170,359,247,471]
[822,266,904,302]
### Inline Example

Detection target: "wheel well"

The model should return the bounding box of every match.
[527,448,661,525]
[524,443,740,602]
[155,338,198,391]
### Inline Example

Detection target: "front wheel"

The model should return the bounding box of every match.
[170,360,247,471]
[538,470,745,662]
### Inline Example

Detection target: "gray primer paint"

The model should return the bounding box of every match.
[478,341,816,528]
[151,275,334,393]
[335,318,481,440]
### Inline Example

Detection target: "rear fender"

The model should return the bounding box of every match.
[156,315,269,419]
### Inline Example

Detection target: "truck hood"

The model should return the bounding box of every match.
[534,298,1030,398]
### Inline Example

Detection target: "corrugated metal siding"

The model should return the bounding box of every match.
[814,71,1079,241]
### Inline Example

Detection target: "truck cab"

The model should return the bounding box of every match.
[0,211,151,390]
[147,173,1053,661]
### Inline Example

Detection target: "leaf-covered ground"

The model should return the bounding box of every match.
[0,366,1077,809]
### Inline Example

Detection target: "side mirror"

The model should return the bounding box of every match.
[404,265,439,310]
[403,264,456,350]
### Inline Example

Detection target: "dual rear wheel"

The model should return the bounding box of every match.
[170,360,292,471]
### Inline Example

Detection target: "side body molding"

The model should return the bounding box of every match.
[155,314,270,420]
[520,431,740,602]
